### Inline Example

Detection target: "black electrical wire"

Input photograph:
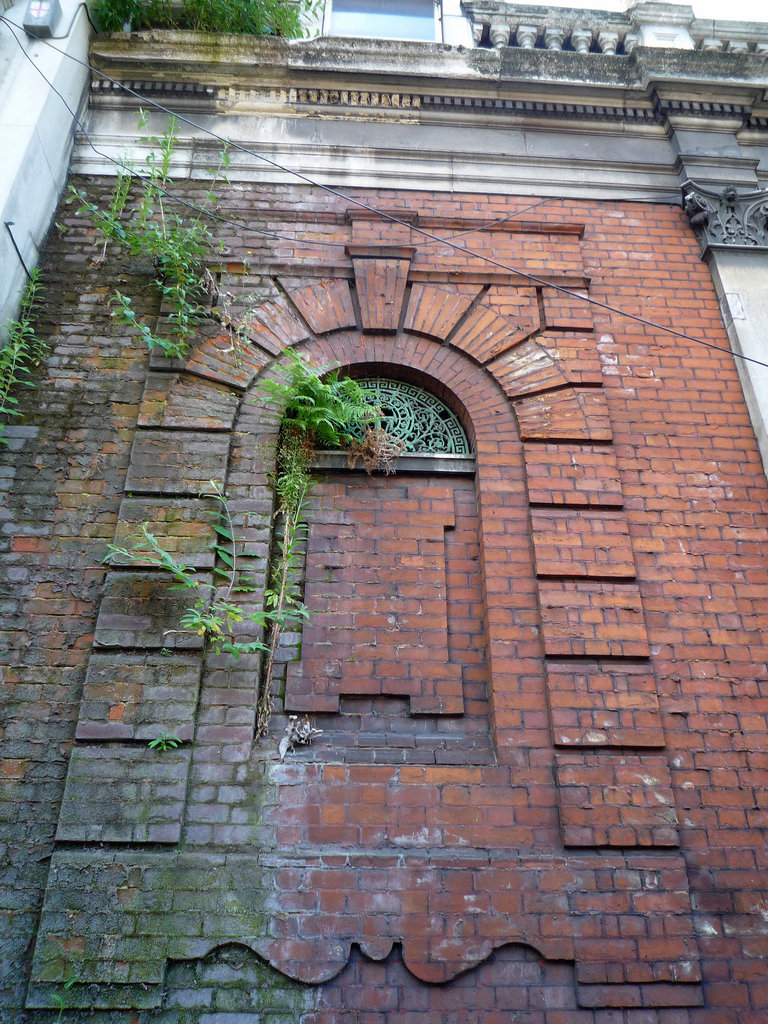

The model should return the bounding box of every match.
[0,15,350,250]
[3,12,768,371]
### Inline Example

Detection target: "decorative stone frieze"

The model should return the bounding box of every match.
[683,182,768,255]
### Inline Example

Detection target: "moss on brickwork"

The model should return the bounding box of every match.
[6,175,768,1021]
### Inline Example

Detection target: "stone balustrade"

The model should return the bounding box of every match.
[465,1,768,55]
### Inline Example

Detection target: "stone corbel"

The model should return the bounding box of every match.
[683,181,768,256]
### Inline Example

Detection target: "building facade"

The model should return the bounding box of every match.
[2,2,768,1021]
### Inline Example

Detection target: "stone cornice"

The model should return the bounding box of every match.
[89,32,768,91]
[88,35,768,131]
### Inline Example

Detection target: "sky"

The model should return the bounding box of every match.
[691,0,767,17]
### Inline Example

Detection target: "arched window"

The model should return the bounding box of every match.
[352,378,471,455]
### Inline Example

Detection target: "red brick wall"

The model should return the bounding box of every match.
[6,183,768,1022]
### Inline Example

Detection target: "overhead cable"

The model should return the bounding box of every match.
[3,14,767,371]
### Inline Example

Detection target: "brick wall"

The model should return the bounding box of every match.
[2,180,768,1022]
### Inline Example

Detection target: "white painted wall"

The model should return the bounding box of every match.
[0,0,91,338]
[707,251,768,479]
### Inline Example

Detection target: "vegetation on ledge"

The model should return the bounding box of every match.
[90,0,315,37]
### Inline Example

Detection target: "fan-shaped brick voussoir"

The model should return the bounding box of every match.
[513,388,612,442]
[448,285,540,364]
[488,332,603,399]
[279,277,357,335]
[241,296,310,356]
[184,332,266,391]
[403,284,481,340]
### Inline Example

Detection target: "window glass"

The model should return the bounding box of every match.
[329,0,435,40]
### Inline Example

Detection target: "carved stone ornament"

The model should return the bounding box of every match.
[683,182,768,255]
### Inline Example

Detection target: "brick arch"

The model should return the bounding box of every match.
[30,259,702,1016]
[231,327,534,748]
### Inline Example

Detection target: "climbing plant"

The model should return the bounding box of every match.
[106,356,403,740]
[256,352,386,732]
[71,114,227,359]
[106,482,282,660]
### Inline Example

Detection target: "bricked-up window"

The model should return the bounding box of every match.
[283,377,491,757]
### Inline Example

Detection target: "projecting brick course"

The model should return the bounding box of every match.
[3,181,768,1023]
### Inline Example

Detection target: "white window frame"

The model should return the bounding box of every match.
[323,0,444,43]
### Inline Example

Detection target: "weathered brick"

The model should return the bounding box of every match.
[447,285,539,364]
[279,276,357,335]
[76,652,202,741]
[349,248,413,331]
[555,752,679,847]
[286,477,464,716]
[530,508,636,579]
[56,745,191,843]
[94,571,211,649]
[8,180,765,1022]
[137,372,240,430]
[512,388,612,441]
[523,442,623,506]
[541,285,594,330]
[125,430,230,495]
[538,580,650,657]
[403,283,481,339]
[545,660,664,748]
[111,497,218,568]
[489,331,603,398]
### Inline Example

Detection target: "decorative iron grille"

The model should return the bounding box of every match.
[352,378,470,454]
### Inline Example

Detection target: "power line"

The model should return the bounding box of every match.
[3,13,768,371]
[0,16,349,250]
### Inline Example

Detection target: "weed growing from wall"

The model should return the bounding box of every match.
[257,352,403,734]
[106,482,277,659]
[106,358,402,742]
[148,732,182,751]
[71,114,227,359]
[0,269,47,444]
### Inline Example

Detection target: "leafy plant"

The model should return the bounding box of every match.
[51,978,76,1022]
[183,0,311,36]
[0,269,46,445]
[105,361,400,741]
[254,353,386,733]
[71,114,227,359]
[148,731,181,751]
[90,0,312,35]
[106,481,276,659]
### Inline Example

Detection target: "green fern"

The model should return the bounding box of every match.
[263,350,377,449]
